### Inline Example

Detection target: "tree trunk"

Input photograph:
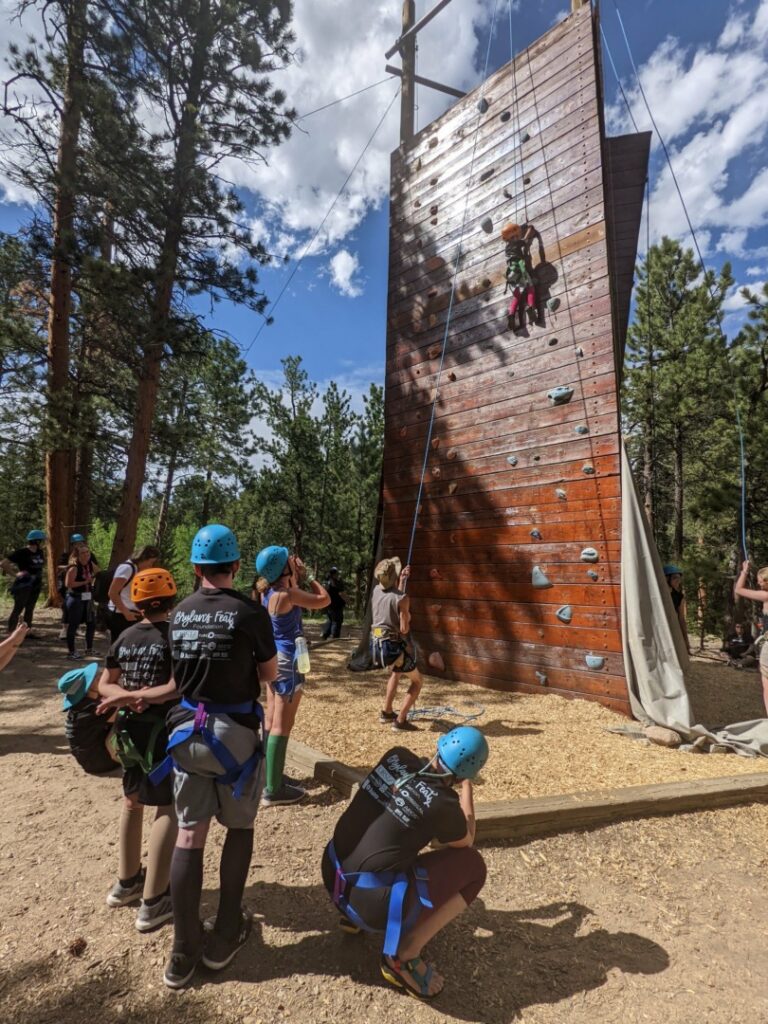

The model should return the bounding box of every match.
[44,0,88,602]
[155,448,178,548]
[109,0,213,565]
[673,421,684,560]
[642,434,654,531]
[201,466,213,524]
[74,443,92,529]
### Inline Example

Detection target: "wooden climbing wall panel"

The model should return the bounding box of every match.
[381,4,649,715]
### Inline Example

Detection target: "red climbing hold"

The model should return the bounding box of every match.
[428,652,446,672]
[447,448,457,460]
[448,371,457,382]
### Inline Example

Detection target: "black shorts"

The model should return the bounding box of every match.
[370,637,417,674]
[65,700,120,777]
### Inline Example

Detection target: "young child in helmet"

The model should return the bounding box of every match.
[254,546,330,806]
[734,562,768,715]
[371,558,423,731]
[321,726,488,1000]
[95,568,180,933]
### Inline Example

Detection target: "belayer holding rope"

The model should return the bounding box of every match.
[734,562,768,715]
[321,726,489,1000]
[371,558,423,731]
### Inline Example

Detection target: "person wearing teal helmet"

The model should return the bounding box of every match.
[322,726,489,1000]
[663,564,690,655]
[253,547,330,806]
[5,530,46,635]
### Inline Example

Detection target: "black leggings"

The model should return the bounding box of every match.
[8,581,41,631]
[66,596,95,652]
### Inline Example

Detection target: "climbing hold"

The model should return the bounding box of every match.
[574,425,589,435]
[521,131,530,143]
[535,671,548,686]
[428,137,438,149]
[547,386,574,406]
[427,287,438,298]
[477,97,489,114]
[548,337,558,347]
[500,110,511,122]
[481,278,492,289]
[448,371,457,381]
[530,529,542,540]
[430,176,438,186]
[448,482,458,495]
[585,654,605,670]
[507,456,518,467]
[429,568,442,579]
[481,216,494,234]
[580,548,599,563]
[575,346,584,357]
[547,297,561,312]
[523,176,531,185]
[447,448,457,460]
[430,217,438,225]
[532,566,552,589]
[431,438,440,450]
[582,464,595,475]
[556,488,567,501]
[414,199,421,208]
[586,570,599,581]
[416,157,422,169]
[556,605,573,624]
[428,652,446,672]
[428,343,441,359]
[399,426,407,438]
[532,455,541,462]
[432,467,442,479]
[430,205,438,216]
[480,168,494,182]
[429,604,442,613]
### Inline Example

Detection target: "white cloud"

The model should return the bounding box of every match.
[719,11,748,47]
[717,229,748,257]
[746,265,767,276]
[723,280,765,312]
[328,248,363,298]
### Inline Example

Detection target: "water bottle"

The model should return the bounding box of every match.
[294,635,310,675]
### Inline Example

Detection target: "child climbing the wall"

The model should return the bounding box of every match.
[502,221,539,333]
[254,546,330,806]
[371,558,423,731]
[734,562,768,715]
[95,568,180,933]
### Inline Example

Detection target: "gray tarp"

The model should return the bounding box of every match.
[620,444,768,757]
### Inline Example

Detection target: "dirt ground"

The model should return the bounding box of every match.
[2,611,768,1023]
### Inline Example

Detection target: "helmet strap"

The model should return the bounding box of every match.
[393,754,452,791]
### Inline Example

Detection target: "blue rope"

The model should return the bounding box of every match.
[404,0,501,581]
[610,0,750,560]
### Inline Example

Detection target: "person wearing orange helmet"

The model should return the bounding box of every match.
[501,221,539,333]
[96,568,180,934]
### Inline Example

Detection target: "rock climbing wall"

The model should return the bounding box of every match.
[381,4,648,714]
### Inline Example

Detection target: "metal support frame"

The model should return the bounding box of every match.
[385,64,464,100]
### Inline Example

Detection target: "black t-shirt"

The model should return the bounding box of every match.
[107,620,172,691]
[8,547,44,578]
[169,587,276,705]
[670,589,684,612]
[724,632,753,658]
[326,577,346,611]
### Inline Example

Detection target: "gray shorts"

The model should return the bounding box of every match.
[170,712,264,830]
[760,640,768,673]
[268,650,305,701]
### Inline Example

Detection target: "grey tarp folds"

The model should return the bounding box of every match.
[620,444,768,757]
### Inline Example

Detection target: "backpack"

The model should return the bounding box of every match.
[93,560,137,605]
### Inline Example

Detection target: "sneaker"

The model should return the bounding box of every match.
[202,909,253,971]
[163,950,200,990]
[67,651,83,660]
[261,782,306,806]
[392,719,418,732]
[135,892,173,933]
[106,869,145,907]
[84,649,97,657]
[379,710,397,723]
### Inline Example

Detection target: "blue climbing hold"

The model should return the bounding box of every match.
[586,570,599,581]
[574,425,589,435]
[481,216,494,234]
[532,565,552,589]
[556,606,573,624]
[535,671,548,686]
[477,97,489,114]
[547,386,574,406]
[556,488,567,501]
[585,654,605,670]
[507,455,518,466]
[581,548,599,563]
[530,529,542,540]
[582,464,595,475]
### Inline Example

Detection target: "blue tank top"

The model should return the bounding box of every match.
[263,587,303,656]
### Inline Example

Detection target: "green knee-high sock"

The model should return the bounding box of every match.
[266,734,288,794]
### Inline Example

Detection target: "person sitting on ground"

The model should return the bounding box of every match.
[663,564,691,655]
[161,524,277,990]
[64,543,98,660]
[96,568,180,934]
[106,545,160,642]
[321,566,347,640]
[722,621,756,669]
[4,530,46,636]
[734,562,768,715]
[254,546,330,806]
[371,558,423,731]
[0,622,29,671]
[321,726,489,1001]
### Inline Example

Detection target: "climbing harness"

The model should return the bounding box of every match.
[113,708,168,774]
[326,840,432,957]
[149,697,264,799]
[406,702,485,725]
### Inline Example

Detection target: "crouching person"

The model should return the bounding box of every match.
[160,525,277,990]
[321,727,489,1000]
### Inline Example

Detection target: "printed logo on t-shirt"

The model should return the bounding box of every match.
[172,606,238,661]
[116,640,169,691]
[362,751,438,830]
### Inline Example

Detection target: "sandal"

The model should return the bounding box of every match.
[338,913,361,935]
[380,954,441,1000]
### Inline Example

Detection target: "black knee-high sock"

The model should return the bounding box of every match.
[215,828,254,939]
[170,847,204,956]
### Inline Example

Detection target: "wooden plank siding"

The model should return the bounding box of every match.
[380,4,648,715]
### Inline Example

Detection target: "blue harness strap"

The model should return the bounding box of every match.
[327,841,432,956]
[149,697,263,799]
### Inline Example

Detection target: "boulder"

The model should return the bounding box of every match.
[644,725,683,749]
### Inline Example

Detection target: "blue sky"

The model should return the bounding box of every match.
[2,0,766,405]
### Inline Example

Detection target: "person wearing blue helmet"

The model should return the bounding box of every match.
[160,524,278,990]
[663,564,690,655]
[254,545,330,806]
[322,726,489,1000]
[4,530,46,635]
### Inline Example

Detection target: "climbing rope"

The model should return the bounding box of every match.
[297,76,396,121]
[608,0,750,560]
[407,702,486,724]
[403,0,502,581]
[507,2,527,223]
[242,84,401,358]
